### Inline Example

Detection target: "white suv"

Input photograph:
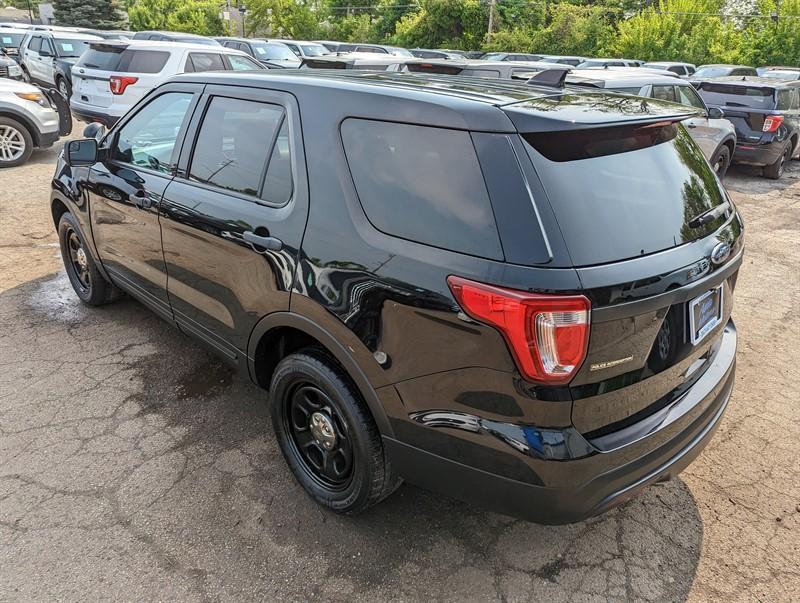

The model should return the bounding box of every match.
[18,30,102,89]
[69,40,264,126]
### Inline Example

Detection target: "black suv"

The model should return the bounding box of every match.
[51,72,741,524]
[695,76,800,178]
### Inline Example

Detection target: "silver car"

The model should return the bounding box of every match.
[0,78,64,167]
[568,70,737,176]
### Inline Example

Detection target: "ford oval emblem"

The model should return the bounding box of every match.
[710,242,731,265]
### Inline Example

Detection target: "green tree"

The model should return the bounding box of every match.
[54,0,126,29]
[392,0,487,49]
[609,0,744,64]
[247,0,326,39]
[741,0,800,66]
[128,0,228,35]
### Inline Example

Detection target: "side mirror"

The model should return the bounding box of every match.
[707,106,725,119]
[65,139,98,166]
[83,122,106,140]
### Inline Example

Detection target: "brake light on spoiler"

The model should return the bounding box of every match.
[109,75,138,95]
[447,276,590,384]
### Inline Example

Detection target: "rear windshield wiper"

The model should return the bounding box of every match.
[688,200,730,228]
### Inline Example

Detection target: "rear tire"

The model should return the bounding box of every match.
[269,349,401,515]
[58,212,121,305]
[763,144,791,179]
[0,117,33,168]
[56,75,71,99]
[710,145,731,179]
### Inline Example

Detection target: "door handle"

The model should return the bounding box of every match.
[686,123,698,129]
[242,230,283,251]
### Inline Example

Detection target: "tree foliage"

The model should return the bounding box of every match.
[128,0,228,35]
[54,0,126,29]
[392,0,487,49]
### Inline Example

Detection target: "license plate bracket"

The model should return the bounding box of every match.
[689,285,723,345]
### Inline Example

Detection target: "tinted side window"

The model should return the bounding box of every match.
[28,36,41,52]
[262,119,293,205]
[677,85,706,109]
[187,53,225,72]
[189,97,284,198]
[113,92,193,173]
[777,89,793,111]
[652,85,677,103]
[227,54,261,70]
[341,119,503,259]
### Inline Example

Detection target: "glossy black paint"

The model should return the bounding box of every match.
[50,71,742,523]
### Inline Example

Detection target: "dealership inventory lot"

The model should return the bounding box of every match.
[0,140,798,601]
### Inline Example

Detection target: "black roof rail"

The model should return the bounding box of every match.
[526,68,570,88]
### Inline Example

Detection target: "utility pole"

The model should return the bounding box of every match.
[487,0,496,42]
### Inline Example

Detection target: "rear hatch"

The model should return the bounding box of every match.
[72,43,170,109]
[695,81,778,143]
[503,95,743,440]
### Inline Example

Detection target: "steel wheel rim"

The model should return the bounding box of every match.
[58,79,68,97]
[284,384,354,490]
[66,228,91,293]
[0,125,26,162]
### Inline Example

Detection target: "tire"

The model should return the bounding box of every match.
[710,145,731,179]
[58,212,121,305]
[56,75,71,100]
[763,144,791,180]
[269,349,401,515]
[21,67,31,83]
[0,117,33,168]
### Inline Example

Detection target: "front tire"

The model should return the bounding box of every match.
[269,350,400,515]
[763,144,791,179]
[56,75,71,99]
[58,212,121,305]
[0,117,33,168]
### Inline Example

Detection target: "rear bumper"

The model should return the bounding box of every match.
[70,106,119,127]
[386,321,736,524]
[733,138,786,166]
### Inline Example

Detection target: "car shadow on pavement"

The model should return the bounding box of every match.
[1,271,703,601]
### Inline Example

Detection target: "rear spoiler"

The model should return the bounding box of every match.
[502,95,700,133]
[300,57,350,69]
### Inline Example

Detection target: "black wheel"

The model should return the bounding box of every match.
[0,116,33,168]
[56,76,71,99]
[710,145,731,179]
[58,212,121,305]
[763,144,791,179]
[270,350,400,514]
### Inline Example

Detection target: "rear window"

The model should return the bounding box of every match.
[341,119,503,259]
[523,123,727,266]
[77,47,169,73]
[696,83,775,109]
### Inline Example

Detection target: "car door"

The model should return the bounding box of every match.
[87,85,201,319]
[25,35,42,81]
[676,84,720,160]
[159,86,308,362]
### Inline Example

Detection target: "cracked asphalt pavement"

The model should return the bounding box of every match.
[1,138,798,602]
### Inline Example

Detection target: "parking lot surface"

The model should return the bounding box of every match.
[1,139,798,602]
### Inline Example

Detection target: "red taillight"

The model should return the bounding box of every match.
[109,75,138,95]
[447,276,590,385]
[763,115,784,133]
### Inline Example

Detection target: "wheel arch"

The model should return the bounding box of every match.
[248,312,394,437]
[0,108,40,147]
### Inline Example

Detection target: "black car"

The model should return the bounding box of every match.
[51,71,741,524]
[695,76,800,178]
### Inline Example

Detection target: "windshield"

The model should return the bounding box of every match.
[253,43,296,61]
[299,43,329,57]
[693,66,731,78]
[482,53,506,61]
[523,123,727,266]
[54,38,91,57]
[386,47,413,57]
[696,83,775,110]
[0,33,24,48]
[762,70,800,81]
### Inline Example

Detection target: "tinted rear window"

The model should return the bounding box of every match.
[78,47,169,73]
[341,119,503,259]
[523,124,727,266]
[696,83,775,109]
